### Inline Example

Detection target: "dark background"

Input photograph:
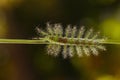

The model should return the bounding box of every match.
[0,0,120,80]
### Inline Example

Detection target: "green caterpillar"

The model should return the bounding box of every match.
[36,23,106,58]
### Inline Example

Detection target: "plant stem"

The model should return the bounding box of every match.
[0,39,119,45]
[101,40,120,45]
[0,38,49,44]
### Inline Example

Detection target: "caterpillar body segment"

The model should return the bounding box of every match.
[36,23,106,58]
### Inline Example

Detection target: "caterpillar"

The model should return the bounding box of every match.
[36,23,106,58]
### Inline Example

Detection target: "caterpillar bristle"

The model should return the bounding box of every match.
[76,46,83,57]
[36,23,106,58]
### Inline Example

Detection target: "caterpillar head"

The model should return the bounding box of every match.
[36,23,106,58]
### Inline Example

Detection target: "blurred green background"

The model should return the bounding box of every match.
[0,0,120,80]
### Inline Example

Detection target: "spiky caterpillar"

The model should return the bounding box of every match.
[36,23,106,58]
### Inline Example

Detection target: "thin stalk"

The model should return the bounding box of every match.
[0,38,49,44]
[0,38,119,45]
[101,40,120,45]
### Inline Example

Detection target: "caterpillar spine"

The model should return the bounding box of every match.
[36,23,106,58]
